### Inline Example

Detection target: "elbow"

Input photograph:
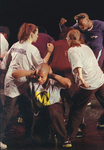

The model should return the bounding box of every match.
[12,72,15,78]
[12,72,19,79]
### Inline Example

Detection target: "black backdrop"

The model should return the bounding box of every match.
[0,0,104,47]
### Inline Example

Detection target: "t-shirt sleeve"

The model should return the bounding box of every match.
[0,48,12,71]
[59,24,66,31]
[68,50,83,72]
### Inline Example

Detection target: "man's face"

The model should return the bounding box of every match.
[78,18,89,31]
[37,71,48,85]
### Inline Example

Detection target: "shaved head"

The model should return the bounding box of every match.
[36,63,51,85]
[36,63,50,75]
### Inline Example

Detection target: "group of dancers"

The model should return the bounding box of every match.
[0,13,104,149]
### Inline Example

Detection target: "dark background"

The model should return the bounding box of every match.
[0,0,104,47]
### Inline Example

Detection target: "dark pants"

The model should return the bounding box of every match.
[0,90,33,140]
[67,84,104,140]
[32,103,69,143]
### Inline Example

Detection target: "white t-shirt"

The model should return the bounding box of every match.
[68,44,104,90]
[1,41,46,98]
[0,33,9,55]
[29,79,62,107]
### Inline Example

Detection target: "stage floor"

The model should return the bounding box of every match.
[1,92,104,150]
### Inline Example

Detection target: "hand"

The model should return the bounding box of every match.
[80,78,91,88]
[30,70,37,78]
[47,43,54,54]
[31,70,36,75]
[65,50,68,56]
[59,18,67,25]
[48,66,53,75]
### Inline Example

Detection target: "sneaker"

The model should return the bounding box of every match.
[87,102,91,106]
[76,128,85,138]
[79,122,86,130]
[0,141,7,149]
[62,140,72,148]
[97,114,104,128]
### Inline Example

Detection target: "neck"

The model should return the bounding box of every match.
[43,79,50,89]
[27,39,32,44]
[88,20,93,31]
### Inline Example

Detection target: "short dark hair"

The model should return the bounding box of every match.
[0,26,10,38]
[74,13,89,22]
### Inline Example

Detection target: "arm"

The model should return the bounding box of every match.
[76,67,90,88]
[12,69,36,79]
[49,73,71,89]
[44,43,54,63]
[0,51,8,60]
[0,48,12,71]
[59,18,67,31]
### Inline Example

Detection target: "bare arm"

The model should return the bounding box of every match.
[12,69,36,79]
[44,43,54,63]
[49,73,71,89]
[0,51,7,59]
[59,18,67,25]
[77,67,90,88]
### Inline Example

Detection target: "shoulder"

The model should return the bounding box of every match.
[92,20,104,24]
[68,44,86,55]
[23,41,40,52]
[72,23,79,29]
[0,33,8,44]
[92,20,104,27]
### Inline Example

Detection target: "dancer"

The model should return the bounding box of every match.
[0,23,53,149]
[59,13,104,68]
[12,63,72,148]
[66,29,104,140]
[0,26,10,60]
[32,26,55,58]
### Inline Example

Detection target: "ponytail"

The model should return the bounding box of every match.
[18,22,38,43]
[67,29,85,47]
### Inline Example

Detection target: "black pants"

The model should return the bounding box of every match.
[0,90,33,140]
[67,84,104,140]
[32,103,69,143]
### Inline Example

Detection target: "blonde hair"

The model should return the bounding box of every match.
[67,29,85,47]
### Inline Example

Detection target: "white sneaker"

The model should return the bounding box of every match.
[87,102,91,106]
[0,141,7,149]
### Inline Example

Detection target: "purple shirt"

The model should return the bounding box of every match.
[60,20,104,52]
[32,33,55,58]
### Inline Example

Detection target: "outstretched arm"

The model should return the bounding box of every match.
[12,69,36,79]
[49,73,71,89]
